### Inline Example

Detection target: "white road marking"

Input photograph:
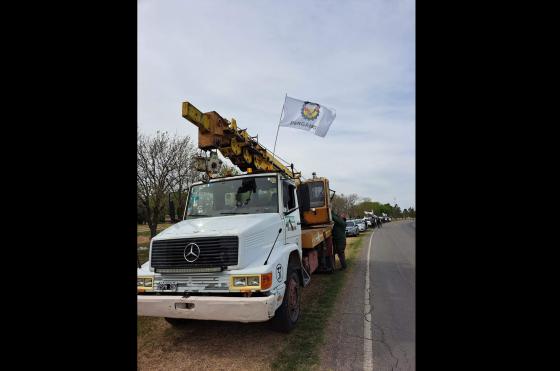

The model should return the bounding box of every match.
[364,231,375,370]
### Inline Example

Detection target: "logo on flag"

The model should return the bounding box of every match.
[302,102,320,121]
[279,96,336,137]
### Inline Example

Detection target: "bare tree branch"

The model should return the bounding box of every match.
[137,131,199,237]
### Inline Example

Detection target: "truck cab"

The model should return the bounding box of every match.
[138,172,305,332]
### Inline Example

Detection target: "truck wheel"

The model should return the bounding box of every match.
[164,317,191,327]
[271,267,301,333]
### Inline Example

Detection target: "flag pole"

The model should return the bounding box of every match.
[272,93,287,160]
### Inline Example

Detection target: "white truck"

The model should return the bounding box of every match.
[137,101,337,332]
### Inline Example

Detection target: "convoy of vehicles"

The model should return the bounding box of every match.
[364,211,394,225]
[137,100,340,332]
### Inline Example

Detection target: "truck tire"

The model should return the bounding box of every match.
[164,317,191,327]
[270,267,301,333]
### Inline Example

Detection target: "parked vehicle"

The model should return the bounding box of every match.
[345,220,359,236]
[356,219,366,232]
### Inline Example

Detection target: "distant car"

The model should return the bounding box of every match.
[365,219,372,228]
[356,220,366,232]
[345,221,359,237]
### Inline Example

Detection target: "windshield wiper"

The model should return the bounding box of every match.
[220,212,249,215]
[187,214,210,218]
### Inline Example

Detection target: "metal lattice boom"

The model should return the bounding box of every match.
[182,101,301,179]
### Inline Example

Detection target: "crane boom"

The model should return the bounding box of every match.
[182,101,301,180]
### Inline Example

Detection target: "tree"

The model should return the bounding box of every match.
[403,207,409,219]
[408,207,416,218]
[137,131,197,238]
[137,197,147,224]
[331,193,346,215]
[167,135,199,222]
[352,200,380,217]
[392,204,402,218]
[331,193,359,217]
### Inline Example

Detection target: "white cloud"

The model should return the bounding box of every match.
[138,0,415,208]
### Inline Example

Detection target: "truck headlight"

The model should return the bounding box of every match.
[137,277,153,287]
[247,276,260,286]
[233,277,247,287]
[230,273,272,290]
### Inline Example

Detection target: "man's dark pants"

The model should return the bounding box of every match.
[334,239,347,269]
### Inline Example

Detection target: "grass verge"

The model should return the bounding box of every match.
[137,223,173,236]
[270,231,369,370]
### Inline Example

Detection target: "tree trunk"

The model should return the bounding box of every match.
[148,208,159,239]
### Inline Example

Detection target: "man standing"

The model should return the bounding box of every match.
[332,212,347,270]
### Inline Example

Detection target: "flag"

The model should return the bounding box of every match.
[279,96,336,137]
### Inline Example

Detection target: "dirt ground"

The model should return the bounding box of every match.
[137,235,365,370]
[138,317,280,370]
[137,235,151,245]
[136,274,339,370]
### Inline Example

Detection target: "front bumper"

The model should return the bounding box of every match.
[137,294,280,323]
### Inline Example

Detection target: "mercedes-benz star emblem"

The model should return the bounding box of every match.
[183,243,201,263]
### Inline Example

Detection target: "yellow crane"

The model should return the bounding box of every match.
[182,101,300,178]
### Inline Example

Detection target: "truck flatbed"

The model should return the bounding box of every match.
[301,224,333,249]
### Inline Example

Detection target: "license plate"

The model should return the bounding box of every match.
[156,281,178,292]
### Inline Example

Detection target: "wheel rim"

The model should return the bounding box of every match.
[288,276,300,322]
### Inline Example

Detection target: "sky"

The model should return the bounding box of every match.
[138,0,415,209]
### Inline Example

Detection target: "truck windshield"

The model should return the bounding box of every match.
[186,176,279,218]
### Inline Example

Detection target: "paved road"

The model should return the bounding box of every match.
[371,220,415,370]
[320,220,416,370]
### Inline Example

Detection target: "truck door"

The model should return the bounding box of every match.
[282,180,301,248]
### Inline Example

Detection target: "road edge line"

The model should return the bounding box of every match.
[364,231,375,370]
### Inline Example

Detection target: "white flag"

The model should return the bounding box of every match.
[279,96,336,137]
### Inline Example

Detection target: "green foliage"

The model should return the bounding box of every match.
[332,193,414,219]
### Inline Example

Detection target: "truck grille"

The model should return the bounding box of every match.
[151,236,239,271]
